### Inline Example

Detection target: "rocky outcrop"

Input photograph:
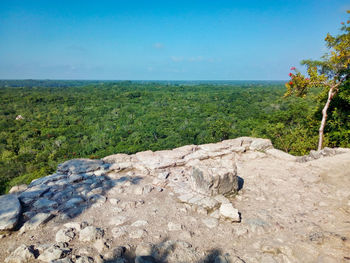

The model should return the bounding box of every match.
[1,137,350,262]
[0,194,21,231]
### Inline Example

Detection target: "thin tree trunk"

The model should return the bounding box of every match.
[317,86,337,151]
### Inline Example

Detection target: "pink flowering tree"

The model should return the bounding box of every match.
[285,12,350,151]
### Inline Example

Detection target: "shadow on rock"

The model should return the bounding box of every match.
[11,158,144,232]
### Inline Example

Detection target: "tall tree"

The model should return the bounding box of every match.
[285,11,350,151]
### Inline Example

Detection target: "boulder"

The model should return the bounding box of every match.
[79,226,104,242]
[249,138,273,151]
[4,245,35,263]
[38,245,70,262]
[20,212,54,232]
[56,228,75,243]
[0,194,21,230]
[190,160,238,196]
[219,203,240,222]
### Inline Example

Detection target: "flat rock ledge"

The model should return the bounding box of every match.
[1,137,350,262]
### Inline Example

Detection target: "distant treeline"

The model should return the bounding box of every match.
[0,81,348,193]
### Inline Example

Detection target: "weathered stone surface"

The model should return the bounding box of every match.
[38,245,70,262]
[4,245,35,263]
[56,228,75,243]
[190,160,238,196]
[9,184,28,194]
[33,198,58,210]
[79,226,104,242]
[19,184,50,202]
[20,212,54,232]
[219,203,240,222]
[57,159,104,174]
[249,138,273,151]
[0,194,21,230]
[265,149,297,161]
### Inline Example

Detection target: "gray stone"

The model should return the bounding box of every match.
[4,244,35,263]
[19,184,50,202]
[219,203,240,222]
[38,245,70,262]
[33,198,58,210]
[63,197,85,209]
[57,159,104,174]
[20,212,54,232]
[249,138,273,151]
[69,174,84,183]
[191,163,238,196]
[79,226,104,242]
[29,173,67,187]
[56,228,75,243]
[0,194,21,230]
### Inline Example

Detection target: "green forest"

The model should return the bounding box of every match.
[0,80,349,194]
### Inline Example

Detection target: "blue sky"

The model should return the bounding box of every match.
[0,0,349,80]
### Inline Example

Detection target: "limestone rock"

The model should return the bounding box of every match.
[19,184,50,203]
[9,184,28,194]
[0,194,21,230]
[33,198,58,211]
[79,226,104,242]
[38,245,70,262]
[249,138,273,151]
[20,212,54,232]
[57,159,104,174]
[56,228,75,243]
[190,161,238,196]
[219,203,240,222]
[4,245,35,263]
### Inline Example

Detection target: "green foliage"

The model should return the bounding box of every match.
[0,80,348,194]
[285,11,350,150]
